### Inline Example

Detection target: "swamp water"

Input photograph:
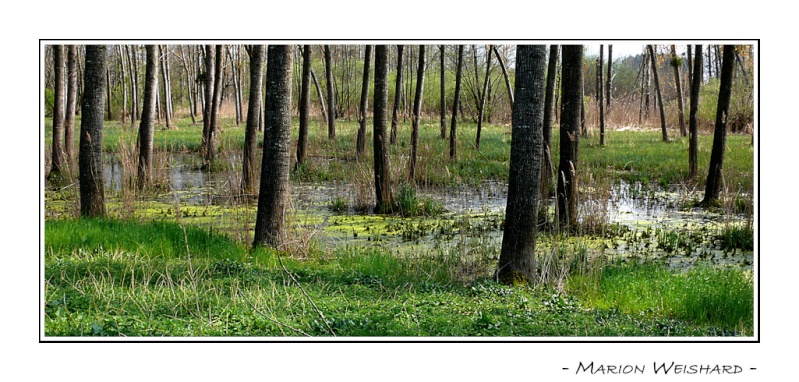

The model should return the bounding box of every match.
[51,153,754,271]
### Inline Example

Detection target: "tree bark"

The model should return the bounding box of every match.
[160,45,173,129]
[65,45,78,171]
[541,45,559,215]
[671,45,687,137]
[497,45,546,285]
[701,46,735,206]
[137,45,159,189]
[409,45,426,180]
[599,45,605,146]
[450,45,464,160]
[202,45,215,158]
[296,45,312,168]
[243,45,265,193]
[356,45,373,160]
[49,45,66,179]
[556,45,583,230]
[647,45,668,141]
[475,45,493,150]
[324,45,336,139]
[689,45,703,179]
[373,46,393,213]
[440,45,447,139]
[79,45,108,217]
[205,45,224,165]
[390,45,404,145]
[253,45,293,249]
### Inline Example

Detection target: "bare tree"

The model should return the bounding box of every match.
[606,44,613,110]
[492,45,514,109]
[557,45,583,230]
[496,45,546,285]
[79,45,108,217]
[440,45,447,139]
[688,44,703,179]
[541,45,559,219]
[253,46,294,248]
[701,46,735,206]
[475,45,492,150]
[647,45,668,141]
[409,45,426,180]
[160,45,173,129]
[599,45,605,146]
[324,45,336,139]
[201,45,215,159]
[356,45,373,160]
[390,45,404,145]
[671,45,687,137]
[450,45,464,160]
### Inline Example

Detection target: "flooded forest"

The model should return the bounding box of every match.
[43,42,755,337]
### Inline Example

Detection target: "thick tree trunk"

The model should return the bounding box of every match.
[65,45,78,171]
[440,45,447,139]
[324,45,336,139]
[79,45,108,217]
[541,45,559,215]
[647,45,668,141]
[599,45,605,146]
[390,45,404,145]
[373,46,393,213]
[253,46,293,249]
[689,45,703,180]
[475,45,492,150]
[671,45,687,137]
[296,45,312,168]
[492,45,514,109]
[497,45,546,285]
[556,45,583,230]
[49,45,66,179]
[450,45,464,160]
[409,45,426,180]
[137,45,159,189]
[356,45,373,160]
[702,46,735,206]
[243,45,265,193]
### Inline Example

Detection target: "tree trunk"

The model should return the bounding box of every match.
[541,45,559,215]
[356,45,373,160]
[206,45,224,165]
[606,44,613,110]
[310,68,327,122]
[49,45,66,179]
[324,45,336,139]
[296,45,312,168]
[687,45,693,89]
[701,46,735,206]
[118,46,128,124]
[599,45,605,146]
[159,45,173,129]
[671,45,687,137]
[689,45,703,180]
[79,45,108,217]
[475,45,493,150]
[106,61,113,120]
[556,45,583,231]
[647,45,668,141]
[450,45,464,160]
[409,45,426,180]
[497,45,546,285]
[253,45,293,249]
[243,45,265,193]
[373,46,393,213]
[492,45,514,110]
[137,45,159,189]
[202,45,215,158]
[440,45,447,139]
[65,45,78,171]
[128,45,139,129]
[390,45,404,145]
[638,47,648,125]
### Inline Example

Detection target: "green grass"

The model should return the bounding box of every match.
[44,219,753,337]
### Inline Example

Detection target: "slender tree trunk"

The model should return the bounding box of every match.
[440,45,447,139]
[689,45,703,180]
[409,45,426,180]
[475,45,492,150]
[670,45,687,137]
[599,45,605,146]
[202,45,215,157]
[638,47,647,124]
[106,61,113,120]
[449,45,464,160]
[556,45,583,230]
[687,45,693,89]
[253,45,293,249]
[492,45,514,111]
[243,45,265,193]
[356,45,373,160]
[159,45,173,129]
[296,45,312,168]
[647,45,668,141]
[49,45,66,179]
[541,45,559,215]
[137,45,159,189]
[311,68,327,122]
[118,46,128,124]
[324,45,336,139]
[497,45,546,285]
[373,46,393,213]
[128,45,139,129]
[79,45,108,217]
[205,45,224,165]
[65,45,78,171]
[606,44,613,110]
[390,45,404,145]
[714,46,722,79]
[702,46,735,206]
